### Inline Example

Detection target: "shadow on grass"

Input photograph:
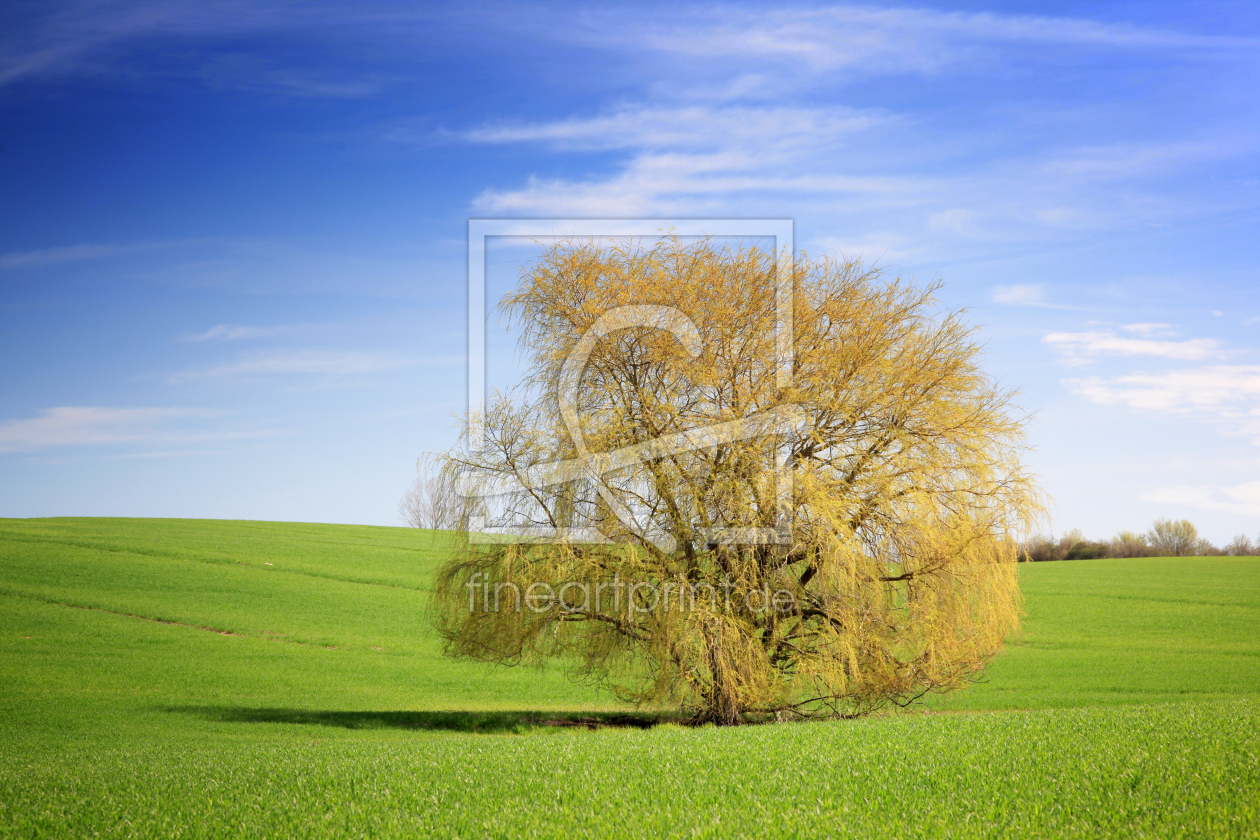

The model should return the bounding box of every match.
[170,706,668,733]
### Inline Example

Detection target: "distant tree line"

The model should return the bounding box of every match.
[1021,519,1259,561]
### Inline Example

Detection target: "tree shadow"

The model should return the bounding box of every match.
[169,706,667,733]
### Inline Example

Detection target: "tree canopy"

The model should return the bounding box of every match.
[433,237,1041,724]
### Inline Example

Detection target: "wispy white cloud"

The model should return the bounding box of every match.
[456,90,1252,226]
[993,284,1051,306]
[375,4,1260,225]
[810,231,920,264]
[1044,329,1223,365]
[190,324,301,342]
[0,240,189,269]
[0,3,297,88]
[174,349,458,380]
[0,406,251,452]
[472,166,927,217]
[1042,138,1253,182]
[199,53,386,98]
[0,2,447,89]
[452,102,912,215]
[468,123,1257,224]
[1142,482,1260,517]
[1065,365,1260,442]
[458,104,884,151]
[620,7,1258,74]
[1120,323,1176,338]
[927,208,979,236]
[1067,365,1260,411]
[9,3,1244,92]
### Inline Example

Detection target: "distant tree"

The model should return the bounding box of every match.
[1022,525,1236,560]
[1022,529,1109,562]
[1109,531,1152,558]
[434,238,1042,724]
[1061,528,1086,548]
[1146,518,1198,557]
[399,454,466,530]
[1225,534,1257,557]
[1194,538,1225,557]
[1065,539,1107,560]
[1021,533,1063,562]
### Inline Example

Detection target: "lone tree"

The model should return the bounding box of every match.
[1146,518,1198,557]
[434,238,1040,724]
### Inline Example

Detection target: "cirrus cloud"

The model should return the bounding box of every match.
[1066,365,1260,412]
[0,406,245,452]
[189,324,302,342]
[1065,365,1260,443]
[1142,482,1260,518]
[172,349,460,381]
[1044,329,1223,365]
[456,104,885,152]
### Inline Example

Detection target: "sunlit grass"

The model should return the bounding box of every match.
[1,517,1257,837]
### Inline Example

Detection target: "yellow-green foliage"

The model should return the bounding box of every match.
[435,238,1041,723]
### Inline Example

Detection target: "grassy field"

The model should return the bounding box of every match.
[1,517,1257,837]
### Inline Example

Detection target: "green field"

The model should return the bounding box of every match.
[1,517,1258,837]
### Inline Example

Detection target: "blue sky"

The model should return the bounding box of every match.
[1,1,1258,542]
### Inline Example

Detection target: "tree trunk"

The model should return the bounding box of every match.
[693,627,743,725]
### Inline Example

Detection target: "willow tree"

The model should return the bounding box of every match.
[433,237,1041,724]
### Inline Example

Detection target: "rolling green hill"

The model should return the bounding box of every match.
[1,517,1257,837]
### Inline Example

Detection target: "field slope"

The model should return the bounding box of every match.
[1,517,1257,838]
